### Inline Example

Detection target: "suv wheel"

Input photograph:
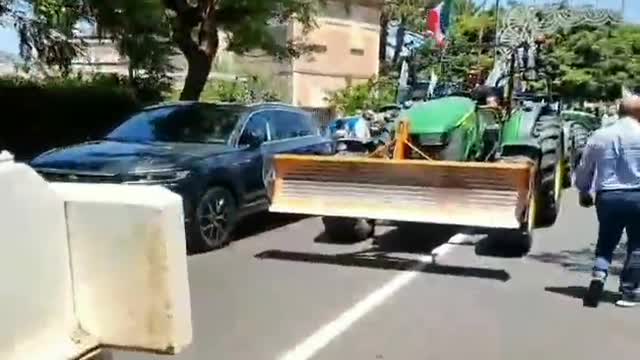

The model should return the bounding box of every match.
[194,187,237,252]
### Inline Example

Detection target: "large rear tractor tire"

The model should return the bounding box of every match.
[534,116,564,228]
[322,217,375,243]
[570,123,590,170]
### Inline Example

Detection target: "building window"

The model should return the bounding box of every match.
[350,48,364,56]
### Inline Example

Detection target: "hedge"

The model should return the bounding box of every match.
[0,75,144,161]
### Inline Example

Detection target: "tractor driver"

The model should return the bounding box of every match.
[472,85,503,109]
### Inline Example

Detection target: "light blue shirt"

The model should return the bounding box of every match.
[575,116,640,193]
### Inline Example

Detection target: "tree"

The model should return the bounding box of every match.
[4,0,322,100]
[379,0,447,67]
[548,23,640,101]
[8,0,90,76]
[410,1,496,87]
[325,77,397,115]
[88,0,175,99]
[154,0,322,100]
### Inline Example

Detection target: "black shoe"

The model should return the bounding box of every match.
[584,275,606,308]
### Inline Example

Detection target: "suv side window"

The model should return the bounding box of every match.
[238,112,269,146]
[269,110,318,141]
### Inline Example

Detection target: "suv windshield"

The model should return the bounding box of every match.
[105,105,243,144]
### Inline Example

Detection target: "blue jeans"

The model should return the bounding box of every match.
[594,190,640,297]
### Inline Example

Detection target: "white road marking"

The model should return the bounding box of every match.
[430,233,484,263]
[278,232,471,360]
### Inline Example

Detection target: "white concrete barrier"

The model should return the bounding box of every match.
[0,151,192,360]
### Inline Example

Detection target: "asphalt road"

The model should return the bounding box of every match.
[116,190,640,360]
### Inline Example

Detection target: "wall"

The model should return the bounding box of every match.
[0,151,192,359]
[290,0,383,107]
[72,37,130,76]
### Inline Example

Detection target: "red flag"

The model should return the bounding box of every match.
[427,2,445,47]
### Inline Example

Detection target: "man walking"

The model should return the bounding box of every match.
[576,96,640,308]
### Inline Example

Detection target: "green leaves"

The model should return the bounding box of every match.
[5,0,324,99]
[550,23,640,101]
[325,77,397,116]
[197,76,283,104]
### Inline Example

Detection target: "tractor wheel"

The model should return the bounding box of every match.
[324,148,375,243]
[438,127,467,161]
[321,217,375,243]
[495,157,536,256]
[488,229,533,257]
[570,123,590,170]
[534,117,564,228]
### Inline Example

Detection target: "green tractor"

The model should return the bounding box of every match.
[401,92,566,230]
[267,43,567,255]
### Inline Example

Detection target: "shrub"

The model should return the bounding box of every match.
[0,74,143,160]
[325,77,397,116]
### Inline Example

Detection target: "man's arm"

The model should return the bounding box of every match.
[574,137,602,194]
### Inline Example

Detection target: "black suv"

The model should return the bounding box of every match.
[31,102,334,251]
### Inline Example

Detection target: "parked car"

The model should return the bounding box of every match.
[31,101,334,252]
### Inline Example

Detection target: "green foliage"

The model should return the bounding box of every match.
[90,0,176,88]
[85,0,324,99]
[12,0,89,75]
[185,76,283,104]
[409,2,496,87]
[4,0,175,90]
[385,0,434,34]
[325,77,397,116]
[0,74,143,160]
[549,23,640,101]
[402,2,640,103]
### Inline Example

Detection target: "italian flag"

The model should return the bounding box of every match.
[427,0,453,47]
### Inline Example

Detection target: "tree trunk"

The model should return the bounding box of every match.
[173,7,220,101]
[392,17,406,66]
[180,50,215,100]
[379,11,389,65]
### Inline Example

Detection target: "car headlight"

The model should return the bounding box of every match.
[125,169,191,184]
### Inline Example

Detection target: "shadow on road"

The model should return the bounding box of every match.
[233,213,309,241]
[374,223,464,253]
[189,213,309,255]
[255,223,510,282]
[545,286,620,306]
[529,245,627,275]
